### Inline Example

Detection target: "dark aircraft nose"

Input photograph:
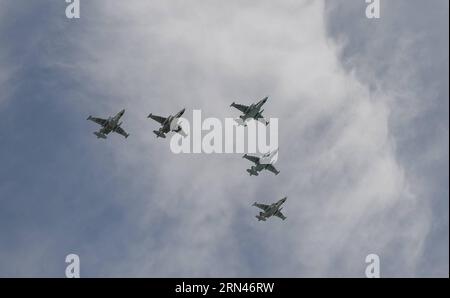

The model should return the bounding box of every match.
[175,108,186,118]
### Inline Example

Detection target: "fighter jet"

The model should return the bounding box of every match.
[243,149,280,176]
[230,96,269,126]
[253,197,287,221]
[87,109,129,139]
[148,108,186,138]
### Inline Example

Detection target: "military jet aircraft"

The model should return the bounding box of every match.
[243,149,280,176]
[230,96,269,126]
[148,108,186,138]
[87,109,129,139]
[253,197,287,221]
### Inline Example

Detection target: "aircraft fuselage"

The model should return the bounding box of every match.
[241,97,268,120]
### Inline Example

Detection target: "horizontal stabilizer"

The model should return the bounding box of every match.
[94,132,107,139]
[234,118,247,127]
[247,169,259,176]
[257,117,269,126]
[256,215,266,221]
[176,129,188,137]
[153,130,166,138]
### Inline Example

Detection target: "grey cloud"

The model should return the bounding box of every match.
[325,0,449,277]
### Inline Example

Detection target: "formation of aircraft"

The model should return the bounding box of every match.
[230,96,270,126]
[148,108,187,138]
[253,197,287,221]
[87,97,287,222]
[87,109,130,139]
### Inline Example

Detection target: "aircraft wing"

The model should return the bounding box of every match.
[231,102,249,113]
[88,116,108,127]
[254,203,270,211]
[255,112,265,119]
[114,126,129,138]
[243,154,260,164]
[266,164,280,175]
[274,210,286,220]
[148,114,167,124]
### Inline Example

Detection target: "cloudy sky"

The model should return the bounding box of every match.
[0,0,448,277]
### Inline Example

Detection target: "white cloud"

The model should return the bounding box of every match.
[57,0,434,276]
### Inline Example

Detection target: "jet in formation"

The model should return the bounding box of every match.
[87,109,130,139]
[253,197,287,221]
[148,108,186,138]
[243,149,280,176]
[230,96,269,126]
